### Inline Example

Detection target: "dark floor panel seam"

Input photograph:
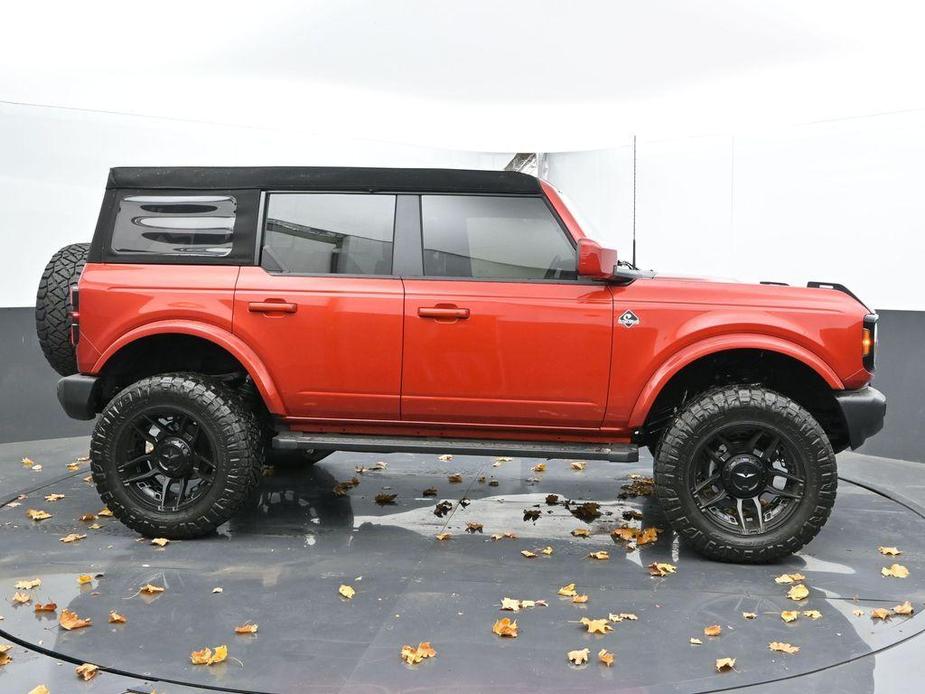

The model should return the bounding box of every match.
[1,469,84,506]
[839,474,925,519]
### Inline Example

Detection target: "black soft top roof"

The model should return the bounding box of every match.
[106,166,541,194]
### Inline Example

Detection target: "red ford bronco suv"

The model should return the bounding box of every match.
[36,167,885,562]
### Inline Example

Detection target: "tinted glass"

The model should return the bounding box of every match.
[421,196,576,280]
[112,195,236,257]
[263,194,395,275]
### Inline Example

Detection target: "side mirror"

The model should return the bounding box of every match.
[577,239,618,280]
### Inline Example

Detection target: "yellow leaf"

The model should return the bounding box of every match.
[609,612,637,621]
[648,562,676,577]
[611,527,637,542]
[715,657,736,672]
[567,647,590,664]
[871,608,893,620]
[109,611,126,624]
[781,610,799,623]
[742,612,757,619]
[690,637,702,645]
[435,532,451,541]
[338,584,356,599]
[521,550,537,558]
[25,509,52,521]
[893,601,914,616]
[704,624,722,637]
[151,538,170,547]
[787,584,809,601]
[531,463,546,472]
[88,523,102,530]
[75,663,99,681]
[769,641,799,655]
[492,617,518,638]
[21,457,34,467]
[0,645,11,666]
[400,641,436,665]
[98,507,113,517]
[77,575,93,585]
[139,584,165,595]
[191,647,213,665]
[774,572,805,584]
[15,579,41,590]
[12,592,31,604]
[500,597,521,611]
[572,594,589,604]
[60,533,86,543]
[802,610,822,620]
[558,583,577,597]
[570,462,586,471]
[587,551,610,561]
[579,617,612,634]
[234,623,258,634]
[44,494,65,502]
[496,456,513,463]
[882,563,910,578]
[33,602,57,613]
[29,686,49,694]
[598,648,615,667]
[878,546,902,556]
[636,527,660,545]
[59,608,92,630]
[852,609,865,617]
[571,528,591,538]
[438,454,453,461]
[541,546,554,555]
[490,531,517,541]
[66,463,80,471]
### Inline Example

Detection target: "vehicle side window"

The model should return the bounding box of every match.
[112,195,236,257]
[420,195,577,280]
[262,193,396,275]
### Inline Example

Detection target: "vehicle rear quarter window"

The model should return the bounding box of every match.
[420,195,577,280]
[262,193,396,275]
[111,195,236,257]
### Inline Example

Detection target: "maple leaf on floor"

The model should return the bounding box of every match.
[781,611,799,623]
[234,623,258,634]
[98,507,114,517]
[59,609,92,630]
[25,509,52,521]
[422,487,438,497]
[609,612,637,622]
[558,583,577,597]
[434,501,453,518]
[77,575,93,586]
[75,663,99,681]
[572,594,589,604]
[400,641,436,665]
[60,534,86,544]
[787,584,809,601]
[715,657,736,672]
[108,611,126,624]
[465,522,483,534]
[852,609,865,617]
[612,527,637,542]
[882,563,910,578]
[438,454,454,462]
[191,645,228,666]
[15,579,40,590]
[151,538,169,547]
[532,463,546,473]
[769,641,799,655]
[500,597,521,611]
[541,546,554,555]
[570,461,586,471]
[523,509,541,522]
[139,584,165,595]
[571,528,591,538]
[894,601,914,616]
[448,474,463,483]
[521,550,537,558]
[871,608,893,620]
[690,638,702,645]
[704,625,721,637]
[802,610,822,620]
[580,617,612,634]
[12,592,31,605]
[587,551,610,560]
[545,494,559,505]
[742,612,757,620]
[636,527,660,546]
[598,648,615,667]
[492,617,518,638]
[79,513,97,522]
[435,532,452,541]
[878,546,902,556]
[570,502,601,522]
[648,562,676,577]
[44,494,65,502]
[375,492,397,505]
[567,648,590,664]
[21,457,35,467]
[774,572,805,584]
[33,602,56,613]
[0,644,11,666]
[496,456,513,463]
[338,585,356,599]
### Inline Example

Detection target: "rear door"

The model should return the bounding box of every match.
[234,192,404,420]
[401,194,613,428]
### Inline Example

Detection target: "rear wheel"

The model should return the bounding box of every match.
[655,386,836,563]
[35,242,90,376]
[90,373,263,539]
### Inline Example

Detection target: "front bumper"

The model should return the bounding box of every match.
[57,374,100,420]
[834,386,886,449]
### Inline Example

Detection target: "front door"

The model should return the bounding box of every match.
[401,194,613,428]
[234,192,403,420]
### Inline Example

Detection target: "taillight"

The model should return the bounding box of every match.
[862,314,878,371]
[69,284,80,345]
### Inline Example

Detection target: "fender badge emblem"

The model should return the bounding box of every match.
[619,310,640,328]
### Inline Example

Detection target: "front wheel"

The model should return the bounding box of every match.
[654,386,837,563]
[90,373,264,539]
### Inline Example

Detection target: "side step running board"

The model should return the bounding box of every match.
[272,432,638,463]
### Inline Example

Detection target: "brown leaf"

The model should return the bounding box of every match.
[490,531,517,540]
[191,644,228,666]
[572,594,589,604]
[532,463,546,473]
[0,644,11,666]
[598,648,615,667]
[66,463,80,471]
[465,522,483,534]
[33,602,57,613]
[636,527,660,546]
[587,551,610,560]
[338,584,356,599]
[44,494,65,502]
[433,501,453,518]
[611,527,637,542]
[704,624,722,637]
[774,572,806,584]
[570,461,587,471]
[75,663,99,681]
[139,584,165,595]
[567,647,590,664]
[781,610,799,623]
[59,608,92,630]
[422,487,438,497]
[448,474,463,483]
[871,608,893,620]
[742,612,757,619]
[521,550,537,558]
[523,509,541,522]
[234,623,258,634]
[400,641,436,665]
[787,584,809,601]
[375,492,397,505]
[878,546,902,556]
[715,657,736,672]
[25,509,52,521]
[545,494,559,505]
[60,533,86,544]
[558,583,577,597]
[571,528,591,538]
[435,532,451,541]
[14,579,41,590]
[151,538,169,547]
[648,562,676,577]
[893,601,914,616]
[769,641,800,655]
[12,592,31,605]
[882,563,910,578]
[492,617,518,638]
[580,617,612,634]
[108,611,126,624]
[79,513,97,522]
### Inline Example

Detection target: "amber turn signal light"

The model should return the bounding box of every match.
[861,328,873,356]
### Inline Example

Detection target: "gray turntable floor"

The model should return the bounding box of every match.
[0,435,923,694]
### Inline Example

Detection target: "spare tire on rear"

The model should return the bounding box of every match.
[35,242,90,376]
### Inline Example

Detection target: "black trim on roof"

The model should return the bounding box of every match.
[106,167,541,194]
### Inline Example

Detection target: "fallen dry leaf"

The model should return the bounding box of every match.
[25,509,52,521]
[787,584,810,601]
[802,610,822,620]
[60,533,86,544]
[774,572,806,584]
[598,648,615,667]
[465,522,483,534]
[79,513,96,522]
[570,502,601,522]
[572,528,591,538]
[44,494,65,502]
[139,584,165,595]
[523,509,541,522]
[852,609,865,617]
[558,583,577,597]
[541,546,554,556]
[567,647,590,665]
[59,608,92,630]
[572,594,589,604]
[609,612,638,621]
[374,492,397,505]
[98,507,113,517]
[570,461,586,471]
[500,597,521,611]
[769,641,799,655]
[77,574,93,585]
[521,550,537,558]
[33,602,56,613]
[742,612,757,620]
[434,501,453,518]
[0,644,11,666]
[108,611,126,624]
[234,623,258,634]
[879,546,902,556]
[545,494,559,505]
[151,538,170,547]
[28,686,49,694]
[88,523,102,530]
[191,644,228,666]
[66,463,80,471]
[438,454,453,461]
[715,657,736,672]
[490,531,517,541]
[612,527,638,542]
[22,457,35,467]
[648,562,676,577]
[212,587,223,594]
[587,551,610,561]
[893,601,914,616]
[496,456,513,463]
[532,463,546,473]
[492,617,518,638]
[75,663,99,681]
[15,579,41,590]
[636,527,660,546]
[781,610,799,623]
[871,608,893,621]
[422,487,438,497]
[882,563,910,579]
[448,474,463,483]
[690,637,703,645]
[580,617,612,634]
[704,624,722,637]
[400,641,436,665]
[435,532,452,541]
[12,592,31,605]
[338,584,356,599]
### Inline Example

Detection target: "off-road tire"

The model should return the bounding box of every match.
[654,385,837,563]
[90,373,264,539]
[35,243,90,376]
